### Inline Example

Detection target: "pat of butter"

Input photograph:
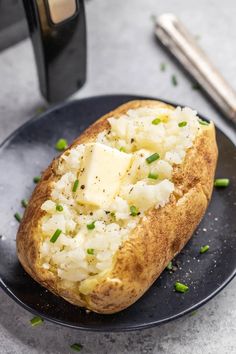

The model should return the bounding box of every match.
[76,143,132,207]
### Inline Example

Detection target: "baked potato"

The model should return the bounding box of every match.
[17,100,218,314]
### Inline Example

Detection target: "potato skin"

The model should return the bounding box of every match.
[16,100,218,314]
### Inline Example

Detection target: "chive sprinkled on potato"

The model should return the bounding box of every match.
[87,221,96,230]
[70,343,83,352]
[178,121,187,128]
[200,245,210,254]
[198,118,209,126]
[50,229,62,243]
[130,205,139,216]
[87,248,94,255]
[55,138,68,151]
[21,199,28,208]
[33,176,41,183]
[146,153,160,164]
[56,204,63,212]
[214,178,230,188]
[72,179,79,192]
[30,316,43,327]
[14,213,22,223]
[152,118,161,125]
[119,147,126,152]
[174,282,189,293]
[148,172,159,180]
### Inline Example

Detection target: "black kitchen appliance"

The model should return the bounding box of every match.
[0,0,86,103]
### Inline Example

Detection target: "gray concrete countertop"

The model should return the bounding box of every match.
[0,0,235,353]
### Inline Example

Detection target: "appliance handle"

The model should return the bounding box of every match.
[23,0,86,103]
[155,13,236,124]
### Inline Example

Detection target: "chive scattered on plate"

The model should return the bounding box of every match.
[198,118,209,126]
[55,138,68,151]
[178,121,187,128]
[148,172,159,180]
[21,199,28,208]
[87,221,96,230]
[214,178,230,188]
[130,205,139,216]
[166,261,173,270]
[70,343,83,352]
[14,213,22,223]
[152,118,161,125]
[146,153,160,164]
[33,176,41,183]
[56,204,63,212]
[87,248,94,255]
[200,245,210,254]
[171,75,178,86]
[30,316,43,327]
[72,179,79,192]
[50,229,62,243]
[174,282,189,293]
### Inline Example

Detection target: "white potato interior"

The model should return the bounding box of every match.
[39,106,203,284]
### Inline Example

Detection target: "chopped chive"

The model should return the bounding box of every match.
[87,248,94,255]
[198,118,209,126]
[21,199,28,208]
[200,245,210,254]
[56,204,63,212]
[35,106,46,114]
[87,221,95,230]
[174,282,189,293]
[146,153,160,164]
[214,178,230,188]
[152,118,161,125]
[119,147,126,152]
[110,212,116,218]
[30,316,43,327]
[70,343,83,352]
[55,138,68,151]
[178,121,187,128]
[160,63,166,72]
[50,229,62,243]
[130,205,139,216]
[166,261,173,270]
[72,179,79,192]
[171,75,178,86]
[148,172,159,180]
[33,176,41,183]
[192,82,201,90]
[14,213,22,223]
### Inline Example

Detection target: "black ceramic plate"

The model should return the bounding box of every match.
[0,95,236,332]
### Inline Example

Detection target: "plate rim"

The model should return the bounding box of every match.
[0,94,236,332]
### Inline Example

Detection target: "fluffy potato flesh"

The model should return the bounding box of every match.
[16,100,218,314]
